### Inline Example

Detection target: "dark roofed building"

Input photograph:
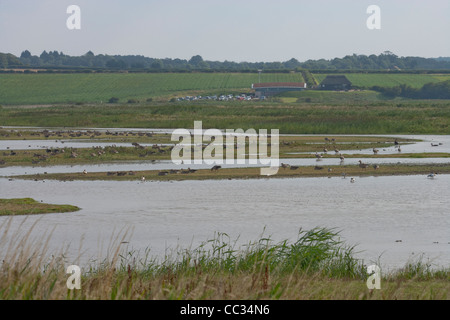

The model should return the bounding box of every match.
[319,75,352,91]
[252,82,307,98]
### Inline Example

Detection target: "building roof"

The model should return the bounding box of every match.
[252,82,306,89]
[320,75,352,86]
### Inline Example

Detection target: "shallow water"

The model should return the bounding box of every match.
[1,133,449,177]
[1,131,449,272]
[1,175,449,272]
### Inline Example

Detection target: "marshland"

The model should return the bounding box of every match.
[0,72,449,300]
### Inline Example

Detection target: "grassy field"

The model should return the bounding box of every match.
[1,72,449,106]
[0,198,80,216]
[1,101,449,134]
[312,73,450,88]
[0,72,304,105]
[278,90,384,104]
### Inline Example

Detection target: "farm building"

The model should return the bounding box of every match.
[319,75,352,90]
[252,82,307,98]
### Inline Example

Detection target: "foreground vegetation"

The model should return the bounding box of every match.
[0,198,80,216]
[0,225,448,300]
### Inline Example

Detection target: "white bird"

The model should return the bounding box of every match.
[350,178,355,183]
[83,170,87,175]
[141,176,146,181]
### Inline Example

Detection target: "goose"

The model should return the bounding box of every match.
[281,163,290,169]
[323,148,328,153]
[339,155,345,162]
[373,164,380,170]
[83,170,87,175]
[350,178,355,183]
[334,149,340,154]
[373,148,379,155]
[358,160,369,169]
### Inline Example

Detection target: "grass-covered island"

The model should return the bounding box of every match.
[0,198,80,216]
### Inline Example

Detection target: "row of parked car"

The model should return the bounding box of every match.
[174,94,263,102]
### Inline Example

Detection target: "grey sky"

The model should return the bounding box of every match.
[0,0,449,62]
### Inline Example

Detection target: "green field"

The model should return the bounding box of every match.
[1,72,449,105]
[278,90,384,104]
[312,73,450,88]
[0,72,304,105]
[1,101,449,134]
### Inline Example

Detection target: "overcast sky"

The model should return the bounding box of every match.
[0,0,449,62]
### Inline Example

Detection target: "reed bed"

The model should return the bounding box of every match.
[0,220,448,300]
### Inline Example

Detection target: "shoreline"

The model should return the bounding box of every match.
[9,163,450,182]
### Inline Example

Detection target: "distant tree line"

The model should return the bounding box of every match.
[0,53,23,68]
[301,51,450,71]
[1,50,450,72]
[372,80,450,99]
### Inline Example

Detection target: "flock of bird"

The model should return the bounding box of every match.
[77,138,440,183]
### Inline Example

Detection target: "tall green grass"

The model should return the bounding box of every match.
[155,227,365,279]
